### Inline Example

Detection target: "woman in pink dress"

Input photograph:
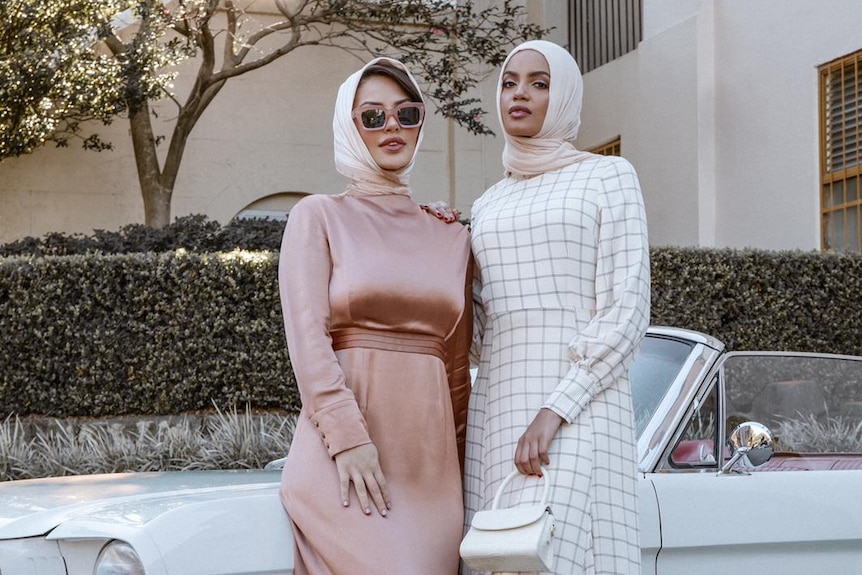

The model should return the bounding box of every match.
[277,58,472,575]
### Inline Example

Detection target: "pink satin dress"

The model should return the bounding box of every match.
[278,192,472,575]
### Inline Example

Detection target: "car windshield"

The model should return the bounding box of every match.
[630,335,695,438]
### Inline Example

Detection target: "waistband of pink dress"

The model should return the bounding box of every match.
[330,327,445,362]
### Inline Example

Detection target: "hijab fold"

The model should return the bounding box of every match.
[333,57,425,197]
[498,40,594,178]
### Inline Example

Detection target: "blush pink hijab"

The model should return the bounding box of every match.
[333,57,425,197]
[498,40,594,178]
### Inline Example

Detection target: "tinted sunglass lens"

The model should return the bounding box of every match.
[360,109,387,129]
[397,106,422,127]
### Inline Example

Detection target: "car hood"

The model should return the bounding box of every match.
[0,470,280,539]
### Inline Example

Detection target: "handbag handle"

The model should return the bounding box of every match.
[491,466,551,510]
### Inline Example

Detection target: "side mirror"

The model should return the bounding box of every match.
[718,421,774,474]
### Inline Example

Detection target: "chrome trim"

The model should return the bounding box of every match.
[646,325,723,349]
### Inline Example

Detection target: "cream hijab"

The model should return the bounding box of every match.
[498,40,594,178]
[333,57,425,196]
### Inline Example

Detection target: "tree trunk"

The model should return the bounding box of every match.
[141,179,173,230]
[129,102,172,229]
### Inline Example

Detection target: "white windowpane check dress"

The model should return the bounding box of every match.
[464,155,650,575]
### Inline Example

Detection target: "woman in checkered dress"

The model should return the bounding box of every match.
[463,40,650,575]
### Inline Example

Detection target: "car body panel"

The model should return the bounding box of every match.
[0,471,279,538]
[0,537,65,574]
[647,470,862,573]
[0,472,293,575]
[636,477,661,575]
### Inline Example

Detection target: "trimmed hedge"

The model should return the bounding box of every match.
[0,214,286,257]
[1,250,296,417]
[649,247,862,355]
[2,216,862,417]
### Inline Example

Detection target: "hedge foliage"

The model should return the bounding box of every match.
[0,214,286,256]
[649,247,862,355]
[2,216,862,418]
[1,249,296,417]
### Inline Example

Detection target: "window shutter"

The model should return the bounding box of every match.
[824,56,862,173]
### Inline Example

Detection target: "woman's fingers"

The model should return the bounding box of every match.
[338,468,351,507]
[334,443,390,516]
[375,468,391,511]
[354,469,389,516]
[419,201,460,223]
[364,471,389,516]
[515,435,544,475]
[514,408,564,475]
[352,475,372,515]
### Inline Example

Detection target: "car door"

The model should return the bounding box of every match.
[647,352,862,574]
[649,469,862,574]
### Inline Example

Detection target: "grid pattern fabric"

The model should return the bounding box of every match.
[464,155,649,575]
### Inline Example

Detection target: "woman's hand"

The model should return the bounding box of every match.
[419,200,460,223]
[514,408,565,476]
[334,443,391,516]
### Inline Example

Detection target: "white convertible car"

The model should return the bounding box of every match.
[3,326,862,574]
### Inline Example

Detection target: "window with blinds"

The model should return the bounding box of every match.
[568,0,642,74]
[820,50,862,253]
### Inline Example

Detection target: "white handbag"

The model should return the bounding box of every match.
[460,467,556,573]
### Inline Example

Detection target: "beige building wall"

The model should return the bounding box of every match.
[576,0,862,250]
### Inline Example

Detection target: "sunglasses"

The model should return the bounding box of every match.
[352,103,425,131]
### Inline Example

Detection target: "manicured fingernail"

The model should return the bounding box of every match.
[387,502,392,509]
[342,500,349,507]
[364,507,371,515]
[381,509,387,516]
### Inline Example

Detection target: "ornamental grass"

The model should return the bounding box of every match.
[0,404,295,481]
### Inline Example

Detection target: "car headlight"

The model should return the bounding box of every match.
[94,540,146,575]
